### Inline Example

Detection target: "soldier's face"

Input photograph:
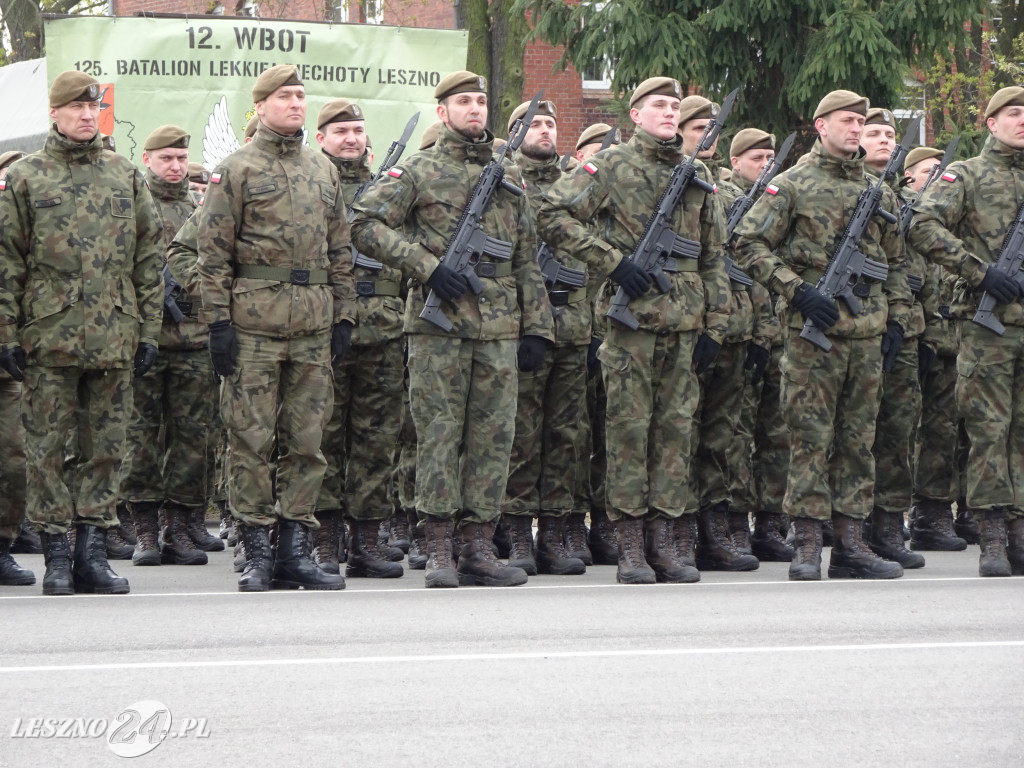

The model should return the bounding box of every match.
[631,95,681,142]
[680,118,718,158]
[816,111,865,157]
[437,92,488,140]
[49,100,101,143]
[987,105,1024,149]
[257,86,307,135]
[861,124,896,169]
[521,116,557,161]
[317,121,367,160]
[143,148,190,183]
[731,148,775,184]
[904,157,940,192]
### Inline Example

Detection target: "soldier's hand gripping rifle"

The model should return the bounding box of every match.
[419,91,544,332]
[971,198,1024,335]
[799,116,922,352]
[162,263,187,324]
[606,88,739,331]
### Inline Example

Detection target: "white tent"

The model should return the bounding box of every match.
[0,58,49,154]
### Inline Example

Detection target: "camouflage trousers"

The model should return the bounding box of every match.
[394,365,416,513]
[872,339,922,513]
[780,331,883,522]
[728,348,765,517]
[207,410,228,506]
[407,335,517,524]
[955,323,1024,516]
[915,353,960,502]
[751,344,789,515]
[23,366,131,533]
[692,340,746,511]
[120,349,217,507]
[317,338,404,522]
[599,326,699,521]
[221,330,333,527]
[0,378,25,540]
[503,343,589,518]
[586,358,606,514]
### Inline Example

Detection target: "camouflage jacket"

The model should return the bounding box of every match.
[162,211,209,351]
[909,133,1024,329]
[148,170,201,350]
[733,141,911,339]
[0,126,163,368]
[197,124,355,338]
[536,128,731,340]
[350,124,554,342]
[516,151,591,346]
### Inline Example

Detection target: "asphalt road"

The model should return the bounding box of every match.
[1,540,1022,767]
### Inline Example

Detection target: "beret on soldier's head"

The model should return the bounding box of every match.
[507,99,557,133]
[630,77,683,108]
[244,114,260,140]
[419,121,442,150]
[864,107,896,128]
[188,162,210,184]
[252,64,303,103]
[49,70,101,108]
[813,89,869,121]
[730,128,775,158]
[677,95,714,127]
[144,124,190,151]
[903,146,943,172]
[985,86,1024,119]
[575,122,617,151]
[435,70,487,102]
[0,151,24,171]
[317,98,364,129]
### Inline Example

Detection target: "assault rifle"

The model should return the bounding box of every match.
[799,116,922,351]
[900,136,959,237]
[606,88,739,330]
[419,91,544,332]
[971,198,1024,335]
[162,263,187,324]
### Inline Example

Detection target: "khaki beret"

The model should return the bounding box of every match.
[507,99,557,133]
[0,151,24,171]
[864,107,896,127]
[100,134,116,152]
[985,86,1024,119]
[730,128,775,158]
[904,146,943,172]
[630,77,683,108]
[49,70,101,108]
[419,121,442,150]
[188,162,210,184]
[144,124,190,151]
[252,64,302,103]
[575,122,618,151]
[678,95,714,127]
[317,98,364,129]
[244,114,260,140]
[813,89,869,120]
[435,70,487,102]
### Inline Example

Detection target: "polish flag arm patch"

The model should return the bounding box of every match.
[0,179,6,192]
[765,184,779,195]
[210,172,223,184]
[941,172,958,183]
[388,168,404,178]
[583,162,598,175]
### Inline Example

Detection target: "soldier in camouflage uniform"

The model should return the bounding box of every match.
[734,89,911,581]
[351,71,554,588]
[198,65,353,592]
[538,77,731,585]
[909,86,1024,577]
[0,70,164,595]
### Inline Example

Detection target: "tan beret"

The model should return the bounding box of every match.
[507,99,557,132]
[435,70,487,102]
[575,123,618,151]
[244,114,260,140]
[904,146,943,172]
[0,151,24,171]
[813,89,869,120]
[677,95,714,127]
[419,121,442,150]
[985,86,1024,119]
[252,64,302,103]
[49,70,101,108]
[630,77,683,108]
[730,128,775,158]
[317,99,364,129]
[144,124,190,152]
[864,107,896,127]
[100,134,116,152]
[188,162,210,184]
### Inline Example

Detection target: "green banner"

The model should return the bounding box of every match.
[43,15,467,167]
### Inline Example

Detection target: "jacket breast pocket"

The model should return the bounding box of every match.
[110,196,133,218]
[319,181,337,206]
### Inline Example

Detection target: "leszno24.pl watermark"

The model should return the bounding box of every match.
[10,700,210,758]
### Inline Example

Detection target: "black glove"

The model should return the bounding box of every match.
[133,342,158,377]
[692,333,722,375]
[425,263,469,302]
[331,321,354,364]
[609,259,651,299]
[977,266,1022,304]
[918,340,937,381]
[743,343,770,387]
[208,320,239,377]
[517,335,551,373]
[0,346,26,382]
[790,282,840,330]
[587,336,603,378]
[880,321,905,374]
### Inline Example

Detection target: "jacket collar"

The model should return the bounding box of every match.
[437,123,494,165]
[810,140,866,181]
[323,149,372,183]
[253,123,305,156]
[515,151,561,186]
[44,124,102,162]
[631,127,685,165]
[984,133,1024,170]
[146,170,190,201]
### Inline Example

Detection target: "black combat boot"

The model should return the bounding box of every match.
[238,524,273,592]
[423,517,458,588]
[387,511,411,554]
[727,509,753,555]
[751,511,794,562]
[457,521,528,587]
[868,508,925,568]
[564,512,593,566]
[271,520,346,590]
[536,516,586,575]
[644,516,698,583]
[492,518,511,559]
[1007,516,1024,576]
[503,514,537,575]
[11,518,42,554]
[788,517,823,581]
[616,516,655,584]
[910,498,967,551]
[0,536,35,586]
[408,512,428,570]
[311,509,341,574]
[40,531,73,595]
[187,507,225,552]
[72,524,130,594]
[347,519,404,578]
[160,506,208,565]
[977,509,1011,578]
[588,507,619,565]
[828,514,903,579]
[955,500,980,545]
[376,520,405,562]
[130,501,162,566]
[696,502,759,571]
